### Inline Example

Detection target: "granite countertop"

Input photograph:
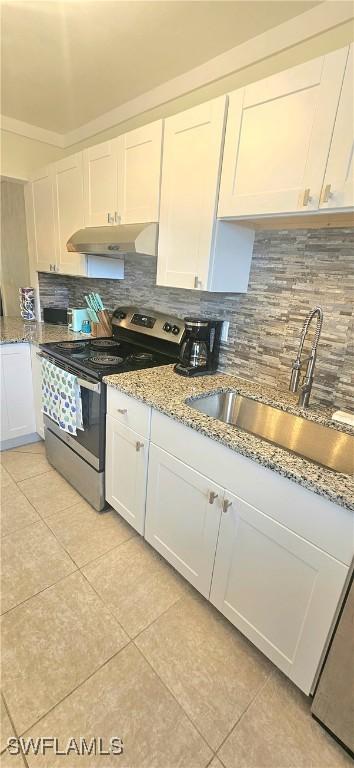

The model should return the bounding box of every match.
[0,317,91,345]
[104,365,354,512]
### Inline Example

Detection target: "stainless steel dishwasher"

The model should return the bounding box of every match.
[311,573,354,757]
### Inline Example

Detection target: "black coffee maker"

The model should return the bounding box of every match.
[174,317,223,376]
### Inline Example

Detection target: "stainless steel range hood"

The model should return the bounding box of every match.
[66,223,158,258]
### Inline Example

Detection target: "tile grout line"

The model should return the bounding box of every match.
[1,515,43,540]
[8,447,45,456]
[74,530,138,571]
[131,642,214,760]
[133,593,276,758]
[13,471,85,523]
[78,567,132,639]
[16,642,134,739]
[214,667,277,764]
[3,465,55,485]
[131,592,188,643]
[1,514,76,543]
[0,566,79,618]
[1,692,30,768]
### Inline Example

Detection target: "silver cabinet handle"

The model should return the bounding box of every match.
[49,264,53,271]
[321,183,332,204]
[107,212,115,224]
[222,499,232,513]
[117,408,127,414]
[302,188,312,207]
[194,275,202,289]
[114,211,121,224]
[136,441,144,452]
[208,491,218,504]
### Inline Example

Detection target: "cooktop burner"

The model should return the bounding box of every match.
[56,341,89,351]
[89,355,124,366]
[129,352,155,362]
[90,339,120,350]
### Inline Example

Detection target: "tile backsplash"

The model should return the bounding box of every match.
[38,227,354,411]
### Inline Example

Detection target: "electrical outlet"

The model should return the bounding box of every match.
[221,321,229,343]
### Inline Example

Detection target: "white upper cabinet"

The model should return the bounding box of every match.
[83,139,120,227]
[118,120,163,224]
[319,45,354,210]
[28,166,56,273]
[83,122,163,228]
[157,97,226,290]
[218,47,349,218]
[157,98,254,292]
[54,153,86,276]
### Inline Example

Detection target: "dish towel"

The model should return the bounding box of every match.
[41,358,83,435]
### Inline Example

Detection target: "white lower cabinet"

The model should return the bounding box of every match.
[0,343,36,447]
[105,415,149,535]
[145,444,223,598]
[105,400,350,694]
[210,491,348,693]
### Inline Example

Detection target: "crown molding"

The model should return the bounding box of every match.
[1,115,65,147]
[1,1,353,150]
[64,1,354,147]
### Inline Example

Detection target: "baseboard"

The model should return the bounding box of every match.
[0,433,42,452]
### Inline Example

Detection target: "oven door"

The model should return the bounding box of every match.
[39,352,106,471]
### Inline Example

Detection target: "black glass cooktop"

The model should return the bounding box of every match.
[40,338,176,380]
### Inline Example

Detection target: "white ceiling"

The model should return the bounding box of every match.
[1,0,321,135]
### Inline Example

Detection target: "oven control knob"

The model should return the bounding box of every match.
[171,325,180,335]
[163,322,172,333]
[116,311,126,320]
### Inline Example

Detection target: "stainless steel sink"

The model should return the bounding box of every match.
[187,392,354,475]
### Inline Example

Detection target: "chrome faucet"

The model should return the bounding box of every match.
[289,306,323,408]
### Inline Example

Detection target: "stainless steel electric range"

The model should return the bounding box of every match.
[40,306,185,510]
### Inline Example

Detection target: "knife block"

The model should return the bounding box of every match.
[92,310,112,338]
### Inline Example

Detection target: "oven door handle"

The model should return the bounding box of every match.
[37,351,101,394]
[77,377,101,394]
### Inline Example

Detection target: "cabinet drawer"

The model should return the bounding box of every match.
[107,388,151,438]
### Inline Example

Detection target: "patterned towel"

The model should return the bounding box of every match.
[41,358,83,435]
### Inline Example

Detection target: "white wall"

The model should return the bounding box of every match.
[0,132,64,181]
[0,181,31,316]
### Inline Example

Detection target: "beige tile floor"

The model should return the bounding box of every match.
[0,441,352,767]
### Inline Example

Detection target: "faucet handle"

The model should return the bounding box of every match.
[289,360,301,393]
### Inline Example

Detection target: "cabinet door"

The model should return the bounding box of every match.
[320,46,354,210]
[83,140,119,227]
[54,153,86,276]
[218,47,348,217]
[0,344,35,444]
[210,492,348,694]
[157,97,227,290]
[30,345,44,439]
[119,121,163,224]
[145,445,222,597]
[105,415,148,535]
[31,167,56,272]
